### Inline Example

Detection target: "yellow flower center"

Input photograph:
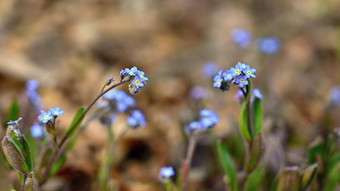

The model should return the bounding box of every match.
[247,71,251,74]
[235,69,240,73]
[217,79,221,83]
[240,79,245,83]
[136,80,140,85]
[140,75,144,78]
[44,116,49,119]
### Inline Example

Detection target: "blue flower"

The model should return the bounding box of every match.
[30,123,44,138]
[231,29,251,48]
[331,87,340,106]
[223,70,233,81]
[38,110,52,124]
[120,69,128,79]
[203,62,218,78]
[243,65,256,78]
[127,110,146,128]
[230,64,242,77]
[213,70,223,88]
[26,79,42,110]
[49,107,64,117]
[199,109,219,128]
[159,166,175,178]
[127,66,138,76]
[136,70,148,82]
[26,79,39,92]
[236,62,247,70]
[184,121,203,131]
[253,88,263,99]
[257,37,280,54]
[235,75,248,88]
[103,90,135,112]
[7,117,23,125]
[132,77,145,88]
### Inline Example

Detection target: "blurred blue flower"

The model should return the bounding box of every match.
[103,90,135,112]
[331,87,340,106]
[213,70,223,88]
[199,109,219,128]
[127,110,146,128]
[190,86,207,99]
[49,107,64,117]
[7,117,22,125]
[26,79,39,92]
[38,111,52,124]
[97,100,108,108]
[243,65,256,78]
[257,37,281,54]
[185,121,203,131]
[231,29,251,48]
[253,88,263,99]
[235,75,248,88]
[136,70,148,82]
[26,79,42,110]
[30,123,44,138]
[159,166,175,178]
[203,62,218,78]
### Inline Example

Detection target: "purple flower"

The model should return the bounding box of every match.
[7,117,23,125]
[203,62,218,78]
[253,88,263,99]
[49,107,64,117]
[189,86,207,99]
[127,110,146,128]
[243,65,256,78]
[235,75,248,88]
[159,166,175,178]
[234,90,244,100]
[257,37,281,55]
[231,29,251,48]
[30,123,44,138]
[38,110,52,124]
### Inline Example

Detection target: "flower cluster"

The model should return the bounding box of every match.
[120,66,148,94]
[213,62,256,90]
[38,107,64,124]
[185,109,219,131]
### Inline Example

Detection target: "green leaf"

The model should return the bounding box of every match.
[245,134,263,173]
[253,97,263,136]
[49,154,66,177]
[216,140,238,191]
[65,107,85,138]
[6,99,20,124]
[323,162,340,191]
[308,138,325,164]
[244,166,263,191]
[21,135,33,172]
[98,154,110,190]
[299,163,318,191]
[325,152,340,177]
[239,103,251,142]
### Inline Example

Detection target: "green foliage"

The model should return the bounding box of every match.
[239,104,251,141]
[244,165,263,191]
[245,134,263,173]
[49,154,66,177]
[65,107,85,138]
[6,99,20,125]
[299,164,318,191]
[253,97,262,136]
[216,140,238,191]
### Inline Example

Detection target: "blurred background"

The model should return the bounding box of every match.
[0,0,340,190]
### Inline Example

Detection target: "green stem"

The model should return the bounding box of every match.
[39,79,130,187]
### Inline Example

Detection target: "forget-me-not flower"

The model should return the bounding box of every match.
[38,111,53,124]
[243,65,256,78]
[235,75,248,88]
[199,109,219,128]
[49,107,64,117]
[7,117,23,125]
[213,70,223,88]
